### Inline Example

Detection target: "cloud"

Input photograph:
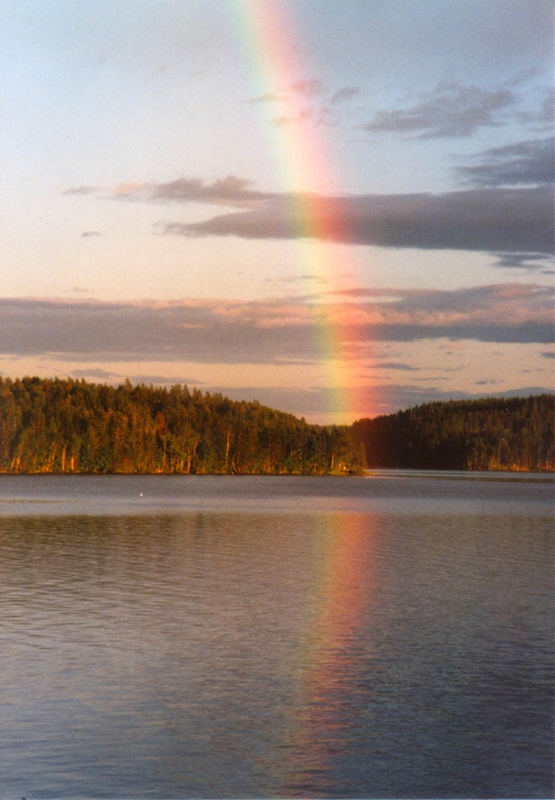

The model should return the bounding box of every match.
[456,137,555,187]
[517,88,555,130]
[151,175,266,205]
[490,252,554,269]
[236,383,555,419]
[65,171,551,255]
[247,92,280,104]
[0,285,552,368]
[373,361,420,371]
[363,81,515,138]
[71,368,203,385]
[161,185,554,255]
[289,79,323,96]
[541,352,555,359]
[63,185,98,195]
[330,86,360,105]
[71,368,120,380]
[81,230,100,238]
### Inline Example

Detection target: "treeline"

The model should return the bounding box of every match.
[0,377,365,475]
[352,395,555,471]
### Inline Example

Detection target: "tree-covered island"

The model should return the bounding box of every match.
[0,377,552,474]
[0,377,365,474]
[353,394,554,472]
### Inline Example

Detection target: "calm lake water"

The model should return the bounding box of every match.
[0,472,553,799]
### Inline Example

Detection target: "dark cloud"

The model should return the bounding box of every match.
[490,252,554,269]
[541,352,555,359]
[162,186,554,255]
[363,81,514,138]
[0,285,552,367]
[330,86,360,104]
[456,137,555,187]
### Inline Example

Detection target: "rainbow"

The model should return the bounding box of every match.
[231,0,371,423]
[280,512,376,792]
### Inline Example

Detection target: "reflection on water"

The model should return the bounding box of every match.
[281,514,376,796]
[0,475,553,798]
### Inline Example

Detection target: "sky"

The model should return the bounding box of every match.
[1,0,553,424]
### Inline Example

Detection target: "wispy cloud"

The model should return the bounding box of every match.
[330,86,360,105]
[517,87,555,130]
[363,80,515,138]
[247,92,280,104]
[289,78,323,96]
[247,80,360,128]
[63,185,99,195]
[372,361,420,372]
[71,367,203,385]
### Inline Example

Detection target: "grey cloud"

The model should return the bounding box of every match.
[76,171,553,255]
[81,230,100,238]
[504,68,540,88]
[71,368,120,380]
[272,112,317,127]
[197,383,452,418]
[151,176,269,206]
[457,137,555,187]
[363,81,514,138]
[0,299,315,364]
[163,186,554,255]
[254,383,555,419]
[247,92,280,104]
[71,368,202,385]
[289,79,323,96]
[360,385,555,417]
[517,88,555,130]
[330,86,360,104]
[65,176,269,208]
[541,352,555,359]
[0,285,552,369]
[373,361,419,371]
[490,252,554,269]
[63,185,99,195]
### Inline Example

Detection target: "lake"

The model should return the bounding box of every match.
[0,472,553,799]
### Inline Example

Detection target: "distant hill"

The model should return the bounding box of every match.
[352,395,555,471]
[0,377,365,475]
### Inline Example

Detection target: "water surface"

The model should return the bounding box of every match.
[0,473,553,798]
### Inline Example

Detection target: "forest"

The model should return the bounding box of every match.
[352,394,555,471]
[0,377,365,475]
[0,377,552,474]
